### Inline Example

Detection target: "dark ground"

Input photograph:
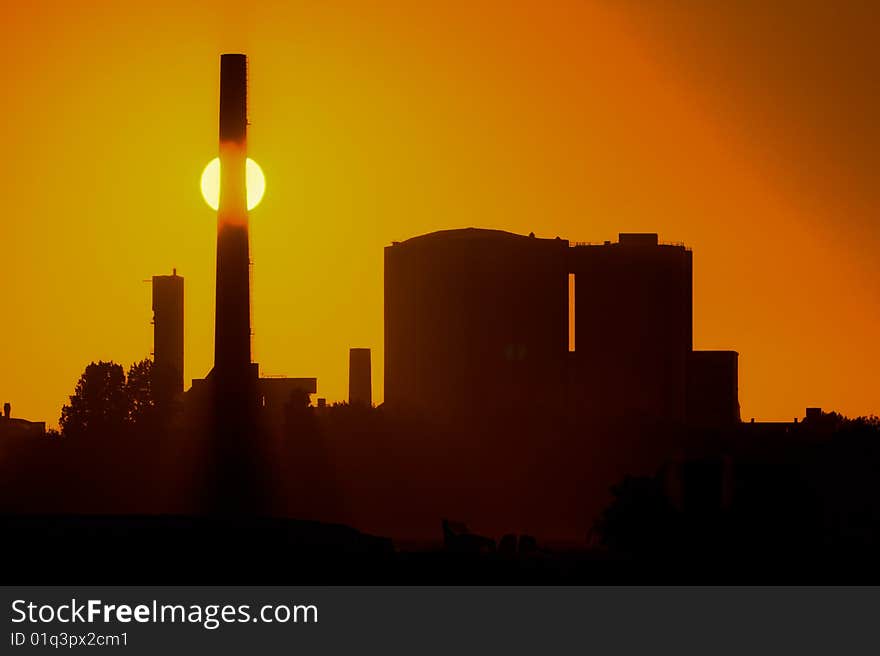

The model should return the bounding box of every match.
[4,514,879,585]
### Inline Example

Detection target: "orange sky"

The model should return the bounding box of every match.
[1,1,877,425]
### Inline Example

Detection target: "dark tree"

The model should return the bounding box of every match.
[59,359,160,438]
[593,474,679,555]
[126,359,155,428]
[60,361,129,438]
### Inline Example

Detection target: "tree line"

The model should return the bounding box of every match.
[59,359,159,438]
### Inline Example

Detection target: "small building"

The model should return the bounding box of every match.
[0,403,46,438]
[258,377,318,428]
[687,350,740,428]
[348,348,372,407]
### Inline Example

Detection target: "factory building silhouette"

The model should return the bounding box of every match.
[7,52,877,583]
[385,228,738,427]
[569,233,693,424]
[385,229,569,418]
[3,50,743,539]
[11,53,741,540]
[133,55,741,537]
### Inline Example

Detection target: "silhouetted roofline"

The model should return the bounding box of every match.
[570,236,690,251]
[390,228,690,251]
[390,228,567,247]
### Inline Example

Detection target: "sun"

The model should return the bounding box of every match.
[200,157,266,211]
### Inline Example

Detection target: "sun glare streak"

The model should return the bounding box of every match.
[200,157,265,211]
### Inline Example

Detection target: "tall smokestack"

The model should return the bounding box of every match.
[209,54,260,514]
[214,53,252,375]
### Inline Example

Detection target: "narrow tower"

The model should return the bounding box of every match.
[208,54,261,513]
[214,53,252,375]
[152,269,184,404]
[349,348,372,407]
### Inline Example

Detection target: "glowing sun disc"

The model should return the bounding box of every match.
[200,157,265,211]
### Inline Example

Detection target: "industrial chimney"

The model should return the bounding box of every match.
[214,53,252,376]
[349,348,372,407]
[206,53,262,514]
[152,269,184,403]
